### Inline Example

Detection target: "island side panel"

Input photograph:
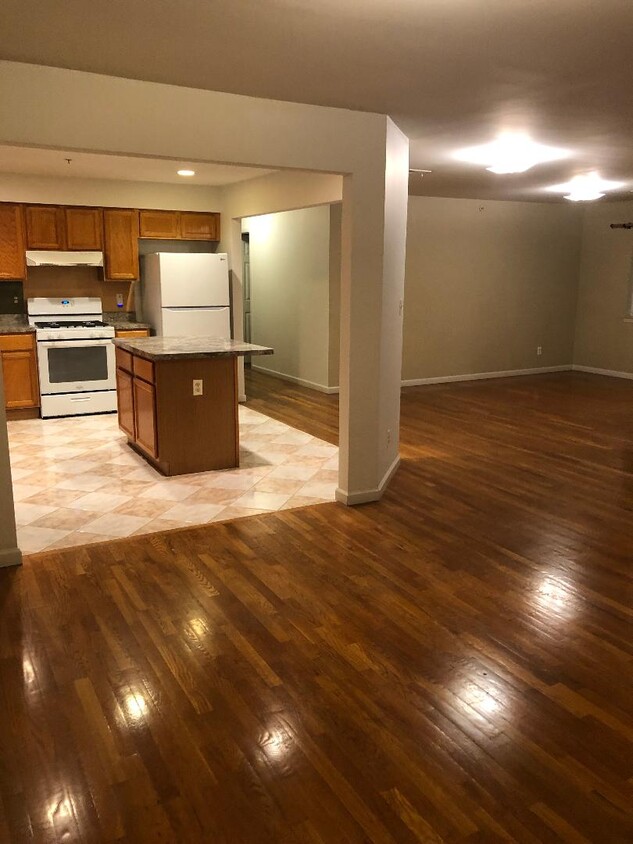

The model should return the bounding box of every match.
[154,356,239,475]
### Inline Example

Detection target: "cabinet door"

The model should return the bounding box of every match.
[1,349,39,409]
[0,204,26,280]
[103,209,139,280]
[179,212,220,241]
[65,207,103,250]
[116,367,135,440]
[139,210,180,239]
[25,205,66,249]
[133,377,158,458]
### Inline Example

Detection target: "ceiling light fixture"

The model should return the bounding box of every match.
[454,132,568,175]
[546,172,625,202]
[177,169,195,177]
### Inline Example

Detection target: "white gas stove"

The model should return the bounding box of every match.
[27,297,117,418]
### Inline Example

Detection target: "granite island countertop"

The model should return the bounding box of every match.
[0,315,35,335]
[113,336,274,362]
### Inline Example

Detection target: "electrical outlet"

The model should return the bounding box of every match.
[116,293,124,308]
[387,428,392,445]
[537,345,543,356]
[193,379,203,396]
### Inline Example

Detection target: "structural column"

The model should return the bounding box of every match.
[0,372,21,567]
[336,119,409,504]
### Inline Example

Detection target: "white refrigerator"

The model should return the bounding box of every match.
[141,253,231,338]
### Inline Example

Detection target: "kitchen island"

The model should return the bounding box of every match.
[113,337,273,475]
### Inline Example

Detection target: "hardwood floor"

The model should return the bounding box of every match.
[1,371,632,842]
[245,368,338,445]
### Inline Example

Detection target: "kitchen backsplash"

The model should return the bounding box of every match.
[20,267,134,313]
[0,281,25,314]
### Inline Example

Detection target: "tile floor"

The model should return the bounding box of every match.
[8,407,338,554]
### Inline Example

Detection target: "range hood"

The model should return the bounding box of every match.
[26,250,104,268]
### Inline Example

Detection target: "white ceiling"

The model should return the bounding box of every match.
[0,0,632,202]
[0,145,274,186]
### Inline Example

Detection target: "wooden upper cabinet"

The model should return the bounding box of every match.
[103,209,140,281]
[179,212,220,241]
[65,207,103,250]
[139,210,180,239]
[139,209,220,241]
[0,204,26,280]
[25,205,66,250]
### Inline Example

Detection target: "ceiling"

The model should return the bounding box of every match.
[1,0,632,202]
[0,145,274,186]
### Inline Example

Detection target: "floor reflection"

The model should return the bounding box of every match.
[534,573,577,619]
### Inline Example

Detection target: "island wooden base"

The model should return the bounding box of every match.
[115,347,239,476]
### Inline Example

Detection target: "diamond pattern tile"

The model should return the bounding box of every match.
[8,407,337,554]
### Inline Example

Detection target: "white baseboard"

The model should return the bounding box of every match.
[572,365,633,380]
[336,454,401,506]
[251,365,339,394]
[0,546,22,567]
[401,365,572,387]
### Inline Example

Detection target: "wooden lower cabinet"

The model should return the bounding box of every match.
[115,347,238,475]
[115,368,135,440]
[133,377,158,459]
[0,333,39,412]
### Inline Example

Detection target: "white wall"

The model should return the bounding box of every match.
[0,60,410,526]
[573,199,633,375]
[0,172,223,211]
[219,170,343,398]
[402,196,583,382]
[245,206,332,391]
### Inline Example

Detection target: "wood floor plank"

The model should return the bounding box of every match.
[1,370,632,842]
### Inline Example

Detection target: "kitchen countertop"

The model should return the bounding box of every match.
[113,336,274,362]
[0,313,150,334]
[109,321,152,331]
[102,312,151,331]
[0,315,35,335]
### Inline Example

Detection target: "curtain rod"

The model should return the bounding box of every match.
[610,223,633,229]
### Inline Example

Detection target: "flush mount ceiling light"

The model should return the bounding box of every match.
[177,169,196,177]
[454,132,568,174]
[546,172,625,202]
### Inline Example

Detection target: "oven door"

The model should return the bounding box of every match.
[37,339,116,395]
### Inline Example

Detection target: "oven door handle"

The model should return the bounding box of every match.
[37,339,115,348]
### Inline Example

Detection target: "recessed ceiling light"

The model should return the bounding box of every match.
[454,132,568,174]
[177,169,195,177]
[546,172,625,201]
